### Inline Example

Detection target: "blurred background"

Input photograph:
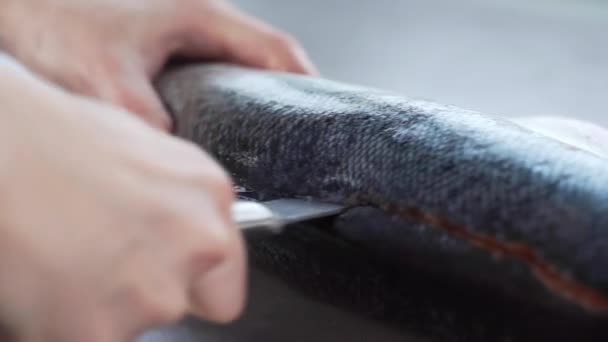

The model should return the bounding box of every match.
[233,0,608,126]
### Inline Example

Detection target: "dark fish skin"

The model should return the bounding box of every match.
[156,63,608,317]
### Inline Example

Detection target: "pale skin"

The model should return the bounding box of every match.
[0,0,316,341]
[0,56,245,341]
[1,1,607,342]
[0,0,317,131]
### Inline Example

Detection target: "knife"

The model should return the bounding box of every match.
[232,199,345,233]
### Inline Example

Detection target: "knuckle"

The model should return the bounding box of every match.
[207,169,235,207]
[191,220,234,262]
[154,114,173,132]
[141,110,172,132]
[114,88,144,113]
[187,152,235,206]
[199,156,231,187]
[189,258,247,324]
[208,304,245,324]
[145,300,187,326]
[142,197,182,230]
[267,31,298,51]
[140,160,235,237]
[187,218,241,271]
[117,92,172,131]
[60,71,97,97]
[127,283,188,326]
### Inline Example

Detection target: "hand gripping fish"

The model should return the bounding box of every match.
[156,63,608,320]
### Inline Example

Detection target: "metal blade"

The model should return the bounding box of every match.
[232,198,345,233]
[263,198,345,224]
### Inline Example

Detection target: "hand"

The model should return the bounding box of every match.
[0,55,245,342]
[0,0,317,131]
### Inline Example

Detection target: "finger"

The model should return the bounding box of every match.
[57,62,172,132]
[181,1,318,75]
[255,31,319,76]
[189,230,247,324]
[184,195,247,324]
[101,71,173,132]
[160,155,247,324]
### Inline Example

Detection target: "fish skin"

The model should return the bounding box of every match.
[156,63,608,315]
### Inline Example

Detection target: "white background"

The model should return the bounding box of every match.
[234,0,608,126]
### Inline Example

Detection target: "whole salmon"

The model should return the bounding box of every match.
[156,63,608,319]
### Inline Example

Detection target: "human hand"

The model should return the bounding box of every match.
[0,0,317,131]
[0,55,245,342]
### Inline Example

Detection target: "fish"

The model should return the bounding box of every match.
[155,63,608,324]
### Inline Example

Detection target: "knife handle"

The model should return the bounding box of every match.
[231,201,285,232]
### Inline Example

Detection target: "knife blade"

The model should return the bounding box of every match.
[232,199,345,233]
